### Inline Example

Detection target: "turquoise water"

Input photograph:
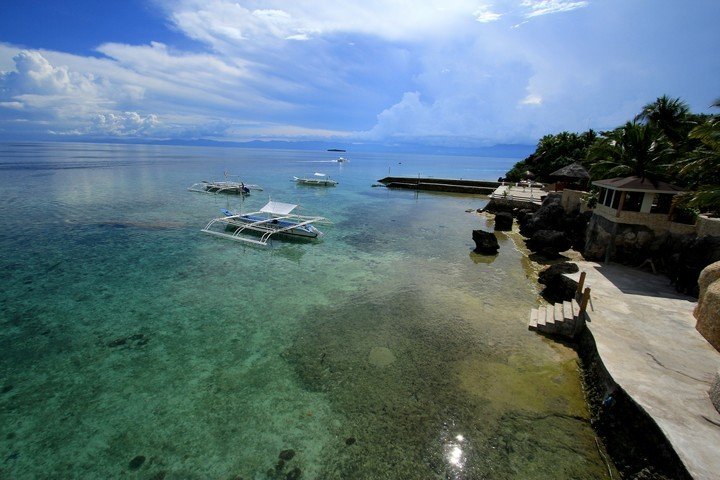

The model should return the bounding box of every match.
[0,143,610,479]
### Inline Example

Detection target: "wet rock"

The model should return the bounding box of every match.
[128,455,146,470]
[525,230,572,257]
[108,338,127,348]
[494,212,513,232]
[472,230,499,255]
[345,437,356,445]
[286,467,302,480]
[279,449,295,461]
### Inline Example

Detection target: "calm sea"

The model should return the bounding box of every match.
[0,143,609,478]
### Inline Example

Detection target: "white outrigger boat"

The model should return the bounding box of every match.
[201,200,331,246]
[293,172,338,186]
[188,172,263,195]
[336,156,349,163]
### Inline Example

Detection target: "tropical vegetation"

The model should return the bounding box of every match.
[505,95,720,215]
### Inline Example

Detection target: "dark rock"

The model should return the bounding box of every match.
[1,385,13,394]
[538,262,579,284]
[520,202,567,237]
[516,208,533,224]
[286,467,302,480]
[108,337,127,348]
[345,437,356,445]
[279,449,295,461]
[526,230,572,257]
[150,471,167,480]
[472,230,499,255]
[128,455,146,470]
[276,459,285,472]
[494,212,513,231]
[538,262,580,303]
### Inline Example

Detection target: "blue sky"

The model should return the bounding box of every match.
[0,0,718,148]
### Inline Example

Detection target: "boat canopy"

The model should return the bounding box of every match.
[259,201,298,216]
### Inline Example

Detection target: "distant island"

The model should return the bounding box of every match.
[327,148,346,152]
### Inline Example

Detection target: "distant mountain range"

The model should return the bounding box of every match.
[7,136,534,158]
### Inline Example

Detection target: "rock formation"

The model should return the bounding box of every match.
[494,211,513,231]
[694,261,720,352]
[472,229,499,254]
[538,262,580,303]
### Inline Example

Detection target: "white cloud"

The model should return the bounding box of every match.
[521,0,589,18]
[475,6,502,23]
[521,93,542,105]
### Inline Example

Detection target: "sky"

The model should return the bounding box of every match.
[0,0,718,148]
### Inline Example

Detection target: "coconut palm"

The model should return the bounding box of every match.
[635,95,692,146]
[587,121,672,180]
[673,98,720,214]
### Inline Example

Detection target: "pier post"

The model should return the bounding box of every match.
[580,287,591,314]
[576,272,586,299]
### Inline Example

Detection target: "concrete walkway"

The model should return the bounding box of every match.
[567,261,720,479]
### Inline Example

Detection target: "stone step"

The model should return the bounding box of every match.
[529,308,538,331]
[572,298,580,318]
[554,303,564,323]
[540,304,558,334]
[536,306,547,329]
[563,301,574,321]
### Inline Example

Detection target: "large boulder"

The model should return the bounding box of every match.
[472,230,499,255]
[494,212,513,231]
[538,262,580,303]
[526,230,572,257]
[695,261,720,352]
[519,198,567,237]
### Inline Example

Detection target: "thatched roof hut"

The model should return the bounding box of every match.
[549,162,590,180]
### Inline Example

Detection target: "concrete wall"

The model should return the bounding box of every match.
[593,204,696,235]
[560,189,586,213]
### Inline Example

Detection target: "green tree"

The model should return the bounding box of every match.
[673,98,720,214]
[586,122,672,180]
[504,130,596,181]
[635,95,693,146]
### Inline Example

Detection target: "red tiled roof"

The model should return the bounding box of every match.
[592,176,684,193]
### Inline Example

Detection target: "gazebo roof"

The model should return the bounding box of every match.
[549,162,590,179]
[592,176,684,194]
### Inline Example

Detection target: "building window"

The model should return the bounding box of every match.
[598,188,607,205]
[611,190,621,209]
[622,191,643,212]
[604,189,615,207]
[650,193,673,214]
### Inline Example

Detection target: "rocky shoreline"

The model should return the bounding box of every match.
[474,201,696,479]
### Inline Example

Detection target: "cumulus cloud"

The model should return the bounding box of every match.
[1,1,716,148]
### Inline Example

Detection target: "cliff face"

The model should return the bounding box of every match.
[695,261,720,352]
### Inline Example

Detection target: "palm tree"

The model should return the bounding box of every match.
[673,98,720,214]
[587,122,672,180]
[635,95,692,146]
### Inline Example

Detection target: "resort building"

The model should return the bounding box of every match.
[592,176,693,234]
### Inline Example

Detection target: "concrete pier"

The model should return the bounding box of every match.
[377,176,500,194]
[566,262,720,479]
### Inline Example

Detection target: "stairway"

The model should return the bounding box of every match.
[529,272,590,339]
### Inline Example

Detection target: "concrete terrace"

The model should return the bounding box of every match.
[489,184,545,205]
[566,261,720,479]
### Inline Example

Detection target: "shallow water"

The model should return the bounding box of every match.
[0,143,610,478]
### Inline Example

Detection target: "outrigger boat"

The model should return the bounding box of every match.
[336,156,349,163]
[201,200,331,246]
[188,172,263,195]
[293,172,338,186]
